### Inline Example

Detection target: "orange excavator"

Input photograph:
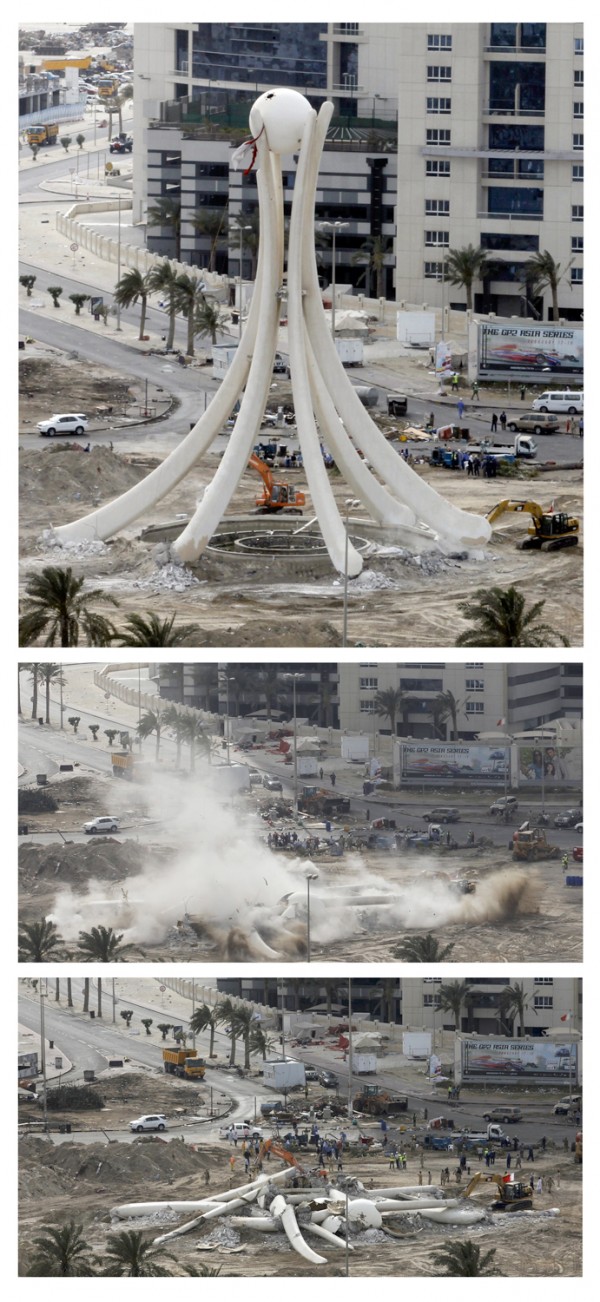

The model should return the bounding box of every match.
[259,1138,303,1168]
[249,454,306,514]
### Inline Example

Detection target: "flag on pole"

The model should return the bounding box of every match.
[497,717,506,727]
[560,1011,572,1022]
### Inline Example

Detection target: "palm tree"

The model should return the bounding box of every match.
[161,703,187,768]
[373,686,416,737]
[117,612,200,647]
[351,235,392,299]
[19,567,118,647]
[376,978,398,1024]
[23,662,40,718]
[67,977,73,1008]
[77,926,135,962]
[147,258,180,348]
[18,919,64,962]
[231,1003,255,1070]
[194,295,227,346]
[249,1023,278,1061]
[182,1264,222,1277]
[393,934,455,962]
[430,1239,503,1277]
[190,1004,219,1057]
[174,272,207,356]
[230,211,260,279]
[214,997,239,1066]
[430,689,469,741]
[437,980,471,1031]
[179,712,211,771]
[444,245,490,312]
[26,1222,98,1276]
[498,981,533,1037]
[102,1230,174,1277]
[37,663,65,723]
[147,198,182,262]
[114,269,151,340]
[137,707,165,760]
[521,250,573,321]
[189,206,229,272]
[157,1023,172,1040]
[456,586,569,648]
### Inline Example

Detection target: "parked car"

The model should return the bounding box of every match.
[506,412,560,435]
[421,807,461,824]
[129,1114,167,1132]
[532,390,583,415]
[553,1096,581,1116]
[553,809,582,828]
[304,1068,320,1082]
[219,1121,263,1139]
[37,413,89,437]
[574,822,583,834]
[248,770,263,785]
[489,796,518,815]
[483,1106,523,1123]
[318,1070,338,1088]
[83,816,119,834]
[262,775,283,791]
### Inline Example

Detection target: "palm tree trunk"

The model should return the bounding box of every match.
[67,978,73,1008]
[45,677,51,724]
[209,1022,215,1056]
[139,295,147,341]
[55,978,60,1001]
[244,1032,251,1070]
[31,667,38,719]
[187,309,194,357]
[167,301,176,350]
[83,978,90,1013]
[229,1032,237,1066]
[17,668,22,715]
[97,978,102,1019]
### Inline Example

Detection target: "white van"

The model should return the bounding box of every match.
[532,390,583,414]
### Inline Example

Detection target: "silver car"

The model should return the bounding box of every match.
[37,413,89,437]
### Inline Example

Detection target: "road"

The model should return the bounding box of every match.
[19,985,578,1149]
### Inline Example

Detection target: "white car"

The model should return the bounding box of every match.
[129,1114,168,1133]
[219,1121,263,1140]
[83,816,119,835]
[37,413,89,437]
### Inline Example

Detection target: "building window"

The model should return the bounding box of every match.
[571,205,583,221]
[423,994,441,1007]
[489,61,545,114]
[465,679,485,692]
[570,268,583,284]
[573,102,584,118]
[428,34,452,50]
[465,662,484,667]
[426,159,451,177]
[424,261,444,278]
[572,133,584,150]
[425,199,450,215]
[425,230,449,247]
[427,65,452,82]
[359,677,378,689]
[534,977,553,985]
[572,165,584,182]
[465,701,484,715]
[574,38,584,54]
[488,186,543,216]
[534,996,553,1009]
[574,69,583,86]
[426,129,451,146]
[359,699,376,713]
[571,236,583,253]
[481,233,539,252]
[427,97,451,114]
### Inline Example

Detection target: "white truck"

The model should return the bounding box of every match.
[211,764,250,794]
[457,1124,507,1147]
[353,1053,378,1074]
[336,338,364,366]
[263,1058,306,1091]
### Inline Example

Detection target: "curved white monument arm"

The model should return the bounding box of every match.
[172,133,284,563]
[287,110,363,576]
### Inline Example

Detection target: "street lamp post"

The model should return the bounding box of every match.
[342,498,360,647]
[39,980,48,1133]
[305,869,318,961]
[224,675,235,765]
[116,191,122,330]
[238,224,252,339]
[318,220,349,339]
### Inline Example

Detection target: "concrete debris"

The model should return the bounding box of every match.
[132,562,201,592]
[39,528,109,557]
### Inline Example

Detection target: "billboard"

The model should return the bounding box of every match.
[517,742,582,786]
[477,323,583,379]
[458,1037,579,1084]
[400,742,508,783]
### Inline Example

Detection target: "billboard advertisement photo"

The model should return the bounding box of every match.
[477,323,583,379]
[458,1037,579,1084]
[518,742,582,785]
[400,742,508,783]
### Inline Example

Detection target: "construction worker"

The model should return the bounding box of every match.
[562,853,569,872]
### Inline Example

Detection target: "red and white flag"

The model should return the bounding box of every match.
[560,1011,572,1022]
[497,717,506,727]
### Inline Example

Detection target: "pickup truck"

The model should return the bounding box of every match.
[455,1124,507,1148]
[422,1134,454,1151]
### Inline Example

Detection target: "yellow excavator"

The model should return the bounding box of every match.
[487,499,579,551]
[462,1172,534,1211]
[248,454,306,514]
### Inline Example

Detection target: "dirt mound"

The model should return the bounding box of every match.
[20,446,147,525]
[18,839,171,888]
[18,787,58,814]
[19,1136,212,1196]
[196,617,342,647]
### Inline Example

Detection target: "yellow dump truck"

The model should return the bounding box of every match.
[111,750,135,779]
[25,123,58,147]
[162,1047,206,1080]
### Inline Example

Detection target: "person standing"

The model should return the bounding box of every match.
[499,410,507,432]
[520,384,526,402]
[471,380,479,400]
[457,397,465,420]
[330,771,336,787]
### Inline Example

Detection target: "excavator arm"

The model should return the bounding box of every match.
[487,499,544,525]
[249,453,274,496]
